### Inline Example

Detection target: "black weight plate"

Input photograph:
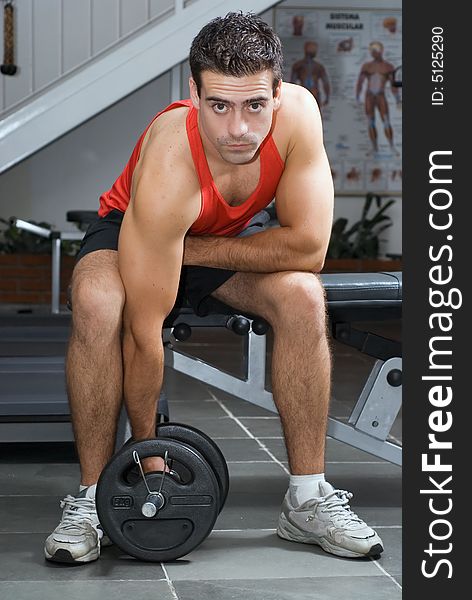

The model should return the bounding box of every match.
[156,422,229,511]
[96,438,219,562]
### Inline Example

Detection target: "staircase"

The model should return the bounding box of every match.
[0,0,279,175]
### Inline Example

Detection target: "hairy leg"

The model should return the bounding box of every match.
[68,250,166,482]
[212,271,331,474]
[67,250,125,486]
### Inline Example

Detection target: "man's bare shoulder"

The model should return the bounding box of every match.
[131,105,200,209]
[279,82,319,118]
[273,83,323,161]
[139,105,193,169]
[277,84,319,133]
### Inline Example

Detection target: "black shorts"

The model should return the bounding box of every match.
[75,208,269,317]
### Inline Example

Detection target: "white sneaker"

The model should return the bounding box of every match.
[277,481,384,558]
[44,487,109,564]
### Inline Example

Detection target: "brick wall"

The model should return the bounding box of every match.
[0,254,75,305]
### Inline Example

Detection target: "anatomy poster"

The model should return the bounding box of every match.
[275,8,402,195]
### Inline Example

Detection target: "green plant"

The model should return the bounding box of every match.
[0,217,81,256]
[327,193,395,259]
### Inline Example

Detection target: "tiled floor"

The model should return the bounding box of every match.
[0,314,402,599]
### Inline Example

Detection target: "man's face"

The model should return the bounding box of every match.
[370,43,383,59]
[305,42,318,58]
[190,70,281,165]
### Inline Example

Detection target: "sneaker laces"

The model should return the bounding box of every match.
[59,495,97,531]
[309,489,365,528]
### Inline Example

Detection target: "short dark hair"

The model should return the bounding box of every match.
[189,12,283,96]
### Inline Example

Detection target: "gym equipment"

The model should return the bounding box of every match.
[226,315,250,336]
[124,422,229,512]
[162,272,402,466]
[96,437,220,562]
[156,422,229,511]
[8,218,83,314]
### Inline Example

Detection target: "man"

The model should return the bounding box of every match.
[355,41,401,156]
[290,41,330,107]
[45,12,383,564]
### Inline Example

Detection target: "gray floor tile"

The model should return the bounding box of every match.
[256,438,288,461]
[0,496,67,533]
[217,438,274,462]
[238,417,284,438]
[164,370,217,402]
[165,530,384,581]
[173,576,402,600]
[328,398,354,420]
[0,463,79,496]
[226,463,288,495]
[255,437,397,466]
[355,507,401,528]
[325,438,387,462]
[165,417,247,439]
[214,392,276,417]
[0,533,166,581]
[215,498,279,530]
[372,527,402,578]
[167,399,228,421]
[0,580,174,600]
[216,463,287,530]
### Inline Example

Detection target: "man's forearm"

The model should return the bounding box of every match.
[122,333,164,439]
[183,227,325,273]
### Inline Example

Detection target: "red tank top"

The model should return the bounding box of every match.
[98,99,285,236]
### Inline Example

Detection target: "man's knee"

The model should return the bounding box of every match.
[265,272,327,326]
[69,253,125,338]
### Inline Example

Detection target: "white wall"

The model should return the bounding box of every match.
[0,72,171,230]
[0,0,402,255]
[0,0,175,114]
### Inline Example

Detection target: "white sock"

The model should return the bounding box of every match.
[289,473,325,507]
[79,483,97,499]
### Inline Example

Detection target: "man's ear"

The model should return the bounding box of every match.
[189,78,200,109]
[273,79,282,111]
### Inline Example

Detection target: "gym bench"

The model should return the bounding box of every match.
[160,271,402,466]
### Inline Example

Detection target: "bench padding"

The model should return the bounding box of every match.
[321,272,401,305]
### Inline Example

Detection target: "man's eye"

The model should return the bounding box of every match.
[213,103,227,113]
[249,103,263,112]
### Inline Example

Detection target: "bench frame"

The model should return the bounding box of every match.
[162,313,402,466]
